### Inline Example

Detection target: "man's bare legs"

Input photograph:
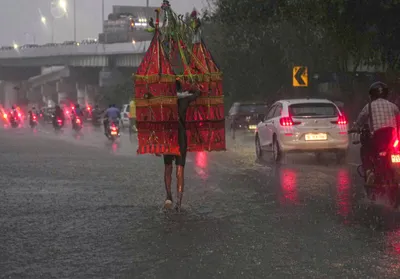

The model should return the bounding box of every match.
[175,165,184,212]
[164,164,173,209]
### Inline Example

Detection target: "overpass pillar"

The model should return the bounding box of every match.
[41,83,57,107]
[56,79,76,105]
[1,82,25,108]
[76,83,96,106]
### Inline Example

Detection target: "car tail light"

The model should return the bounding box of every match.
[33,115,36,120]
[57,118,62,124]
[3,113,7,119]
[331,115,347,125]
[394,139,399,148]
[279,116,300,126]
[76,118,81,124]
[18,113,21,117]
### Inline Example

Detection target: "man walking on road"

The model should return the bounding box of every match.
[163,79,201,212]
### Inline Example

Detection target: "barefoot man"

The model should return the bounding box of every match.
[163,79,200,212]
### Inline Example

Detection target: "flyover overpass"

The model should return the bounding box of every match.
[0,41,150,68]
[0,41,151,107]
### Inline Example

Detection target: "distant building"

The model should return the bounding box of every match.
[98,6,156,44]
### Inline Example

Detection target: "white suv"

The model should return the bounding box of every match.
[255,98,348,163]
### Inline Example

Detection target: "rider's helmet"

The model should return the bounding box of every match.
[369,81,389,100]
[11,105,15,110]
[111,104,116,108]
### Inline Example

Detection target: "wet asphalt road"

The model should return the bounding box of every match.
[2,123,400,278]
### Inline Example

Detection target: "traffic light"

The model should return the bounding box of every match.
[130,19,135,30]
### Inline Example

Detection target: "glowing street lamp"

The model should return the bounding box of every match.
[41,16,46,24]
[13,43,18,49]
[58,0,67,12]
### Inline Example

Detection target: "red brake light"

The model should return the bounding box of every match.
[280,117,294,126]
[33,115,36,120]
[332,115,347,125]
[76,118,81,124]
[18,113,21,117]
[3,113,7,118]
[394,139,399,148]
[87,107,91,111]
[57,118,62,123]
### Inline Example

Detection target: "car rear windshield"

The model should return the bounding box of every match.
[289,103,338,117]
[238,104,268,113]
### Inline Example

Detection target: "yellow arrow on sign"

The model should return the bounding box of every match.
[293,66,308,87]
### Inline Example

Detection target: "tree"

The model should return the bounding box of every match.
[203,0,400,104]
[96,77,133,107]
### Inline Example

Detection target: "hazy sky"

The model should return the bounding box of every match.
[0,0,206,46]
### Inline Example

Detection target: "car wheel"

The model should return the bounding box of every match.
[336,150,347,164]
[272,136,282,163]
[255,135,263,159]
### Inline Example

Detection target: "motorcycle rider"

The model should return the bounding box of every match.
[52,105,65,127]
[71,103,84,127]
[91,104,101,125]
[28,106,38,124]
[8,105,20,124]
[351,81,400,186]
[103,104,121,135]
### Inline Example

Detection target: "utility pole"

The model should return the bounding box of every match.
[102,0,104,33]
[146,0,149,7]
[51,16,54,43]
[73,0,76,41]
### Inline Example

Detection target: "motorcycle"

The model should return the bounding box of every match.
[53,116,64,132]
[9,113,20,128]
[29,113,38,128]
[349,125,400,208]
[91,113,101,127]
[106,120,120,141]
[72,117,83,132]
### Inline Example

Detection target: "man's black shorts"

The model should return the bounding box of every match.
[163,150,187,166]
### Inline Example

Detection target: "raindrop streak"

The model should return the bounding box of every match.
[336,169,351,221]
[279,168,298,204]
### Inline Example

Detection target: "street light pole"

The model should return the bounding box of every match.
[102,0,104,33]
[73,0,76,41]
[51,16,54,43]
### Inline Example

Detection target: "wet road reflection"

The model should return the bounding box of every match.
[279,167,298,205]
[336,169,351,223]
[194,151,209,179]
